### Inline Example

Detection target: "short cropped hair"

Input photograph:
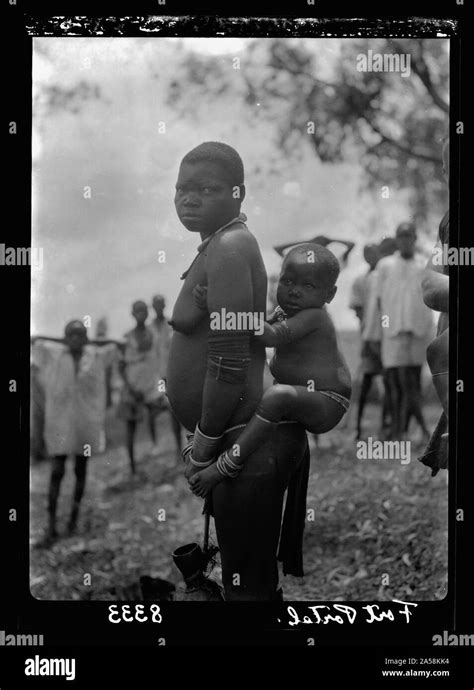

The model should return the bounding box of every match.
[284,242,340,287]
[64,320,87,336]
[364,242,379,253]
[182,142,244,186]
[132,300,148,311]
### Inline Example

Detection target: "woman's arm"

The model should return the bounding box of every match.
[197,232,255,438]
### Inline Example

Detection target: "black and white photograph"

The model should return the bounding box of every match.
[3,5,472,679]
[28,33,451,604]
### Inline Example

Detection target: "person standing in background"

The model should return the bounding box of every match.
[118,301,165,473]
[364,223,434,443]
[31,321,118,544]
[95,316,115,409]
[350,243,385,439]
[150,294,182,457]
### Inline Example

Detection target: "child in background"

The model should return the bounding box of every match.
[189,243,352,497]
[150,294,183,458]
[118,300,165,474]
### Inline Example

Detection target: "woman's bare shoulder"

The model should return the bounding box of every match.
[210,225,259,255]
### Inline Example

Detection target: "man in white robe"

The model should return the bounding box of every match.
[32,320,118,542]
[364,223,435,441]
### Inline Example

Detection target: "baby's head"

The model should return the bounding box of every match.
[132,300,149,326]
[276,243,340,316]
[175,142,245,238]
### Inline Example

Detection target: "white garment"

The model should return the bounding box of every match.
[150,317,172,380]
[350,269,377,331]
[122,326,164,403]
[363,252,434,341]
[31,341,117,456]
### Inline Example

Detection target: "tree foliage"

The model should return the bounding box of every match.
[167,38,449,223]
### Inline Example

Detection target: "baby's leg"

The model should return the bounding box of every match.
[190,385,292,497]
[427,328,449,417]
[275,385,347,435]
[190,385,345,497]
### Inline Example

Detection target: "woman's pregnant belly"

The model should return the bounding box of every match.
[166,327,208,431]
[167,326,266,432]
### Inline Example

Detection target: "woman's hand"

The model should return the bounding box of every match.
[192,284,209,311]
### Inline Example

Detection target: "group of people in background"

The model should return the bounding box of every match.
[30,295,182,545]
[350,225,434,444]
[350,133,449,475]
[118,295,182,474]
[30,136,450,551]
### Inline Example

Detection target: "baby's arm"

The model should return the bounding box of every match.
[189,286,321,346]
[266,305,286,325]
[256,308,322,347]
[193,287,286,325]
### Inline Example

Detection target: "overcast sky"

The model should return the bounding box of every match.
[32,37,430,338]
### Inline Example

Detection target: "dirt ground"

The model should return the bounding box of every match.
[30,399,448,602]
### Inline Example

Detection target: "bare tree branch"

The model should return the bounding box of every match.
[269,51,338,91]
[366,121,442,164]
[392,40,449,114]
